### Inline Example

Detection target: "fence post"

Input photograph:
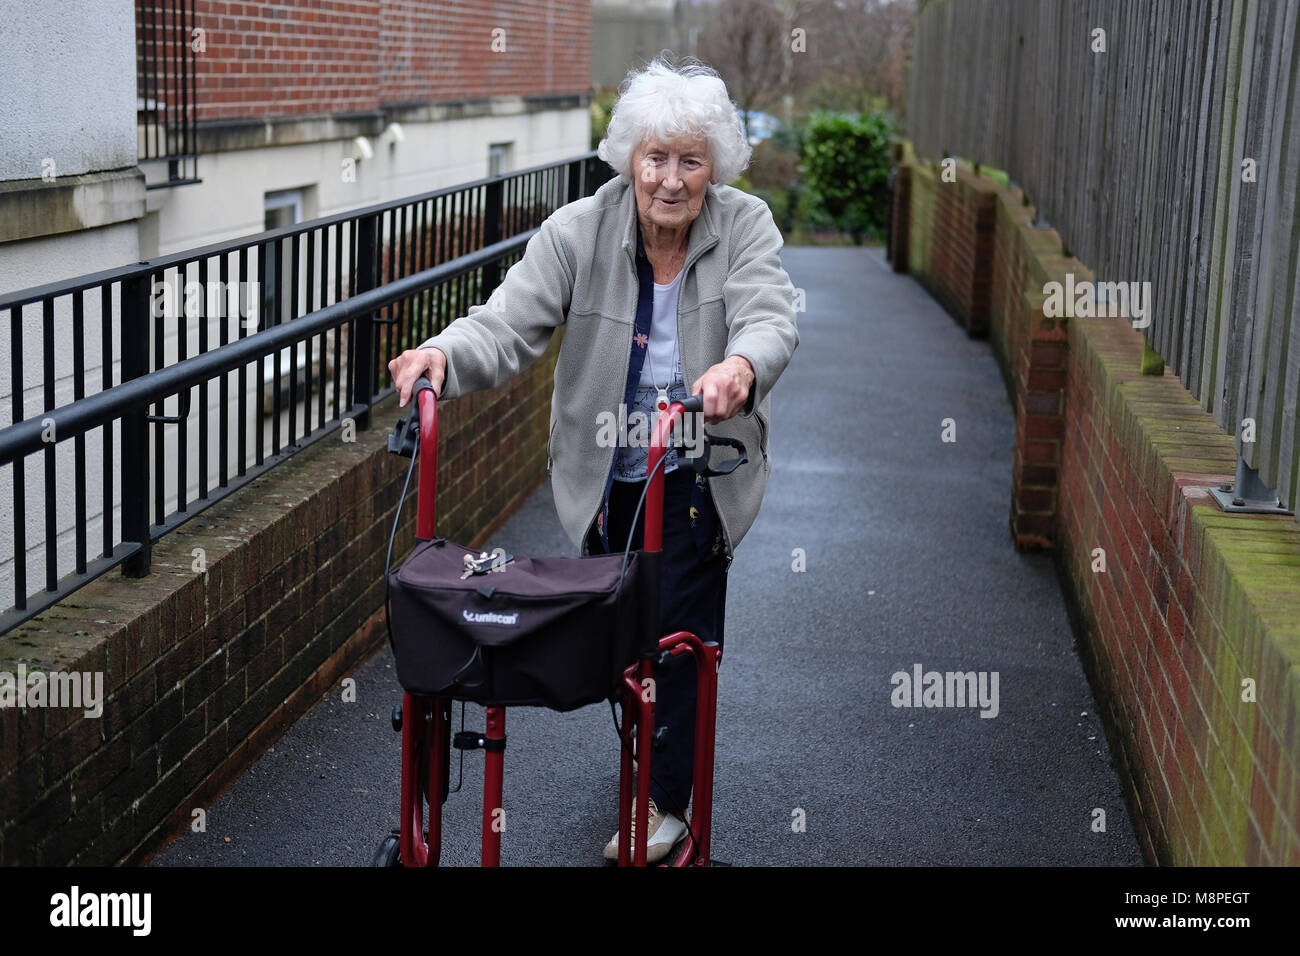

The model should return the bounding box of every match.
[482,178,505,299]
[567,158,582,205]
[121,271,152,577]
[351,214,379,432]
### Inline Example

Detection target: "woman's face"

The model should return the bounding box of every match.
[631,135,714,234]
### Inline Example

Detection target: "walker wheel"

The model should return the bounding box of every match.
[372,832,402,867]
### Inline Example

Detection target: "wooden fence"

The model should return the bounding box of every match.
[906,0,1300,515]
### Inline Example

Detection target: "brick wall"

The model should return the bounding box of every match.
[891,145,1300,865]
[988,186,1080,551]
[902,161,997,335]
[1059,320,1299,865]
[903,160,935,294]
[146,1,591,122]
[0,331,561,865]
[379,0,591,108]
[934,167,997,335]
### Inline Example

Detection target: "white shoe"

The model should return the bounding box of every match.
[603,798,687,863]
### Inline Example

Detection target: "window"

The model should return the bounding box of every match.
[488,142,514,177]
[137,0,200,187]
[263,189,302,328]
[261,190,309,415]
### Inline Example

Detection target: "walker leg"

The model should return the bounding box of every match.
[653,633,722,868]
[399,693,430,867]
[617,685,636,867]
[425,697,448,867]
[691,642,722,865]
[633,658,654,866]
[481,706,506,866]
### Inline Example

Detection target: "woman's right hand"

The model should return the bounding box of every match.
[389,346,447,407]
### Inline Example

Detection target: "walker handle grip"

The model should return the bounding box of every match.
[412,375,437,401]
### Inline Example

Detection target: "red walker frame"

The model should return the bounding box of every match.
[389,384,722,867]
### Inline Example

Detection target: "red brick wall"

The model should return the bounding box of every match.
[379,1,591,107]
[988,187,1080,550]
[140,1,591,122]
[1057,318,1300,865]
[923,164,997,335]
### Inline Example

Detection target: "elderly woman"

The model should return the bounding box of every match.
[388,55,798,862]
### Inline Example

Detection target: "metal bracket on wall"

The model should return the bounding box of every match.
[1209,456,1294,516]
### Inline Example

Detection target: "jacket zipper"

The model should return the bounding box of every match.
[582,224,721,553]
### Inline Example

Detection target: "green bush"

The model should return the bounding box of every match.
[590,89,617,151]
[800,110,896,244]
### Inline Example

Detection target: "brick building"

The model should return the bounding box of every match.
[0,0,592,616]
[3,0,592,277]
[145,0,592,255]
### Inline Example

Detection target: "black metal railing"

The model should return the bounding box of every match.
[0,152,612,635]
[137,0,200,187]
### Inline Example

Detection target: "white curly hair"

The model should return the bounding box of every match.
[597,53,752,186]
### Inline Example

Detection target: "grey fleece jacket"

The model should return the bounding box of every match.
[417,173,799,560]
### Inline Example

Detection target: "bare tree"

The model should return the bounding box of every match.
[696,0,788,141]
[689,0,915,132]
[798,0,915,116]
[768,0,822,124]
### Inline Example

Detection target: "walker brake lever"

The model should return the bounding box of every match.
[387,410,419,458]
[686,434,748,477]
[387,376,436,458]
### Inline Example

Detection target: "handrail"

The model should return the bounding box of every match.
[0,232,533,465]
[0,152,597,311]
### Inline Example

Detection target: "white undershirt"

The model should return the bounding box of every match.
[640,268,684,389]
[614,268,687,482]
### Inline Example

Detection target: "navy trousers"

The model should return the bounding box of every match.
[587,467,728,816]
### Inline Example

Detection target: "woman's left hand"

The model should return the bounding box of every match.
[691,355,755,424]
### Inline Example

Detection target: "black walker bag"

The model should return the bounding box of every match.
[387,538,652,711]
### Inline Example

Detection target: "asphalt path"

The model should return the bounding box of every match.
[152,245,1143,867]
